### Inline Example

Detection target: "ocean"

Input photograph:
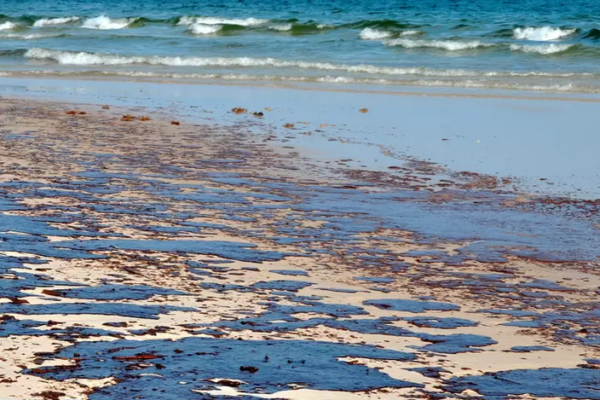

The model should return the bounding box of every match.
[0,0,600,93]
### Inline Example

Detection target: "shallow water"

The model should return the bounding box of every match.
[0,0,600,93]
[4,77,599,198]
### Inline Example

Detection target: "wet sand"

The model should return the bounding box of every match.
[0,93,598,400]
[3,76,600,198]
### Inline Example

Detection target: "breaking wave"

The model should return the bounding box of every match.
[385,38,493,51]
[189,23,222,35]
[268,23,293,32]
[33,17,80,27]
[510,43,575,54]
[275,22,332,34]
[82,16,138,30]
[23,48,597,77]
[359,28,393,40]
[0,33,65,40]
[177,16,267,27]
[0,21,18,31]
[27,48,514,69]
[513,26,576,41]
[401,30,421,36]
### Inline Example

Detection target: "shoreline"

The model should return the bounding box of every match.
[1,75,599,199]
[4,73,600,103]
[0,95,597,399]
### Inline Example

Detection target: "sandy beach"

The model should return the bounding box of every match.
[0,80,597,400]
[1,0,600,397]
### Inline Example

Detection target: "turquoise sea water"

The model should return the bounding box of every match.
[0,0,600,93]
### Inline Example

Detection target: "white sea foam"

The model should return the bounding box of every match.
[384,38,492,51]
[0,33,62,40]
[510,43,573,55]
[33,17,80,27]
[177,16,196,26]
[315,76,390,84]
[189,23,222,35]
[0,21,18,31]
[401,30,421,36]
[412,79,579,92]
[177,16,267,26]
[359,27,392,40]
[82,16,137,30]
[25,48,493,71]
[24,48,592,79]
[269,23,293,31]
[317,76,354,83]
[4,69,597,93]
[513,27,576,41]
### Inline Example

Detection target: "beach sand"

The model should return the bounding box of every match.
[0,87,598,400]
